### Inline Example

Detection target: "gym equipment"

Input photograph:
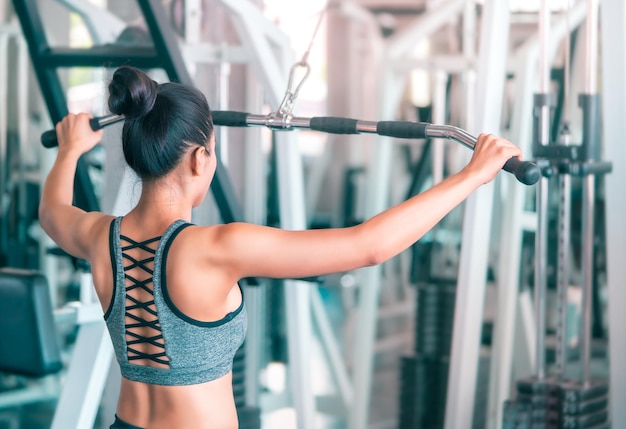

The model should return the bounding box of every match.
[399,242,456,429]
[0,268,62,377]
[40,111,541,186]
[503,1,610,428]
[13,1,261,428]
[13,0,244,223]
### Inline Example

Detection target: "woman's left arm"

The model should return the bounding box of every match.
[39,113,109,260]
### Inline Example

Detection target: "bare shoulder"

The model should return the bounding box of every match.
[175,222,244,250]
[175,222,259,265]
[85,214,117,257]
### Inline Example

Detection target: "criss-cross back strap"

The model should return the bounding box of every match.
[120,234,170,367]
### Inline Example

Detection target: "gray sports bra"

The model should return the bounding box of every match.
[104,217,247,386]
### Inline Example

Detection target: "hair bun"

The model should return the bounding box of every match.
[108,66,158,119]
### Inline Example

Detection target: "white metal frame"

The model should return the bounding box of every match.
[486,2,588,427]
[445,2,511,428]
[336,1,477,428]
[600,0,626,426]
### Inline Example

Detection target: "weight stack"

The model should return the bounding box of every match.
[232,345,261,429]
[398,281,456,429]
[558,379,609,429]
[414,282,456,357]
[399,355,449,429]
[503,378,610,429]
[514,376,561,429]
[502,399,533,429]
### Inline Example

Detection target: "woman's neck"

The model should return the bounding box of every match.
[129,180,193,225]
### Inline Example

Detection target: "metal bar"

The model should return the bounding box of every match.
[275,132,316,429]
[539,0,551,94]
[445,1,510,428]
[51,321,113,429]
[17,35,29,253]
[600,0,626,424]
[584,0,599,94]
[556,171,571,379]
[311,288,353,408]
[534,176,549,380]
[0,34,8,259]
[432,70,448,184]
[538,0,551,146]
[38,47,161,67]
[214,112,481,147]
[579,0,600,386]
[486,33,538,429]
[462,0,477,132]
[580,174,594,383]
[242,68,265,408]
[348,66,405,429]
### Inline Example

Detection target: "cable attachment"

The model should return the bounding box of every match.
[266,7,325,129]
[268,61,311,129]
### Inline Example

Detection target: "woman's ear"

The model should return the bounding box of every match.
[190,146,207,176]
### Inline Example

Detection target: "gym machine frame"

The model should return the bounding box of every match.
[503,1,612,427]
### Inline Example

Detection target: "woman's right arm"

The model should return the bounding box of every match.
[209,133,521,281]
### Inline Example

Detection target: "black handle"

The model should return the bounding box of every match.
[503,157,541,185]
[41,116,119,148]
[211,111,250,127]
[310,117,359,134]
[376,121,429,140]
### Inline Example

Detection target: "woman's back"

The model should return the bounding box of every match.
[89,213,244,429]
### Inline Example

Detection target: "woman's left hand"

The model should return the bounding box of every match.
[55,113,104,156]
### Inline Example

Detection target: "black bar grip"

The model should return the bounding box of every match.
[503,157,541,185]
[376,121,428,140]
[41,129,61,148]
[310,117,359,134]
[41,115,120,148]
[212,111,250,127]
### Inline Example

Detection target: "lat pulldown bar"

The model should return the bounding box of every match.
[41,111,541,186]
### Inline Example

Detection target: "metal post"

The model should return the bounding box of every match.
[51,322,113,429]
[533,0,552,383]
[243,68,265,407]
[17,35,29,254]
[556,140,572,379]
[537,0,552,152]
[584,0,599,96]
[0,33,8,260]
[348,68,401,429]
[275,131,315,428]
[579,0,599,386]
[600,0,626,425]
[579,174,594,383]
[534,176,549,380]
[445,1,510,428]
[534,0,551,388]
[432,70,448,184]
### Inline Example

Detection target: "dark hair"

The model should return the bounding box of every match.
[108,66,213,180]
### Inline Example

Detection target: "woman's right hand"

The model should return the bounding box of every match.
[55,113,103,158]
[464,133,523,185]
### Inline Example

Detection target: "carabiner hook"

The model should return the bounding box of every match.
[276,62,311,119]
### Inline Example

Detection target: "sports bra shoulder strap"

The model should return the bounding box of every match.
[160,221,193,259]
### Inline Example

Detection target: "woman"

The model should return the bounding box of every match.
[39,66,522,429]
